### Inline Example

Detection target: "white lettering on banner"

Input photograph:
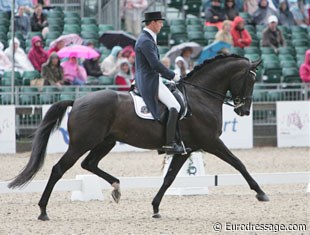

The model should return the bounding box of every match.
[0,106,16,153]
[220,105,253,149]
[277,101,310,147]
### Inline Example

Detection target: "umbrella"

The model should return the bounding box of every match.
[164,42,202,64]
[99,30,136,49]
[197,41,232,64]
[57,45,100,59]
[49,34,83,49]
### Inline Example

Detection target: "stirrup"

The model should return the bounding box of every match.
[162,141,189,155]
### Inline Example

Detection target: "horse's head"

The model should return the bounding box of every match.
[183,55,262,116]
[230,59,262,116]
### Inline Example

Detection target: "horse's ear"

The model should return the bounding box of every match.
[251,59,262,69]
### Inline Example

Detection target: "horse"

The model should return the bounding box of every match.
[9,54,269,221]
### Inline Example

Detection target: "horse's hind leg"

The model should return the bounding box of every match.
[152,154,189,218]
[81,141,121,202]
[205,139,269,201]
[38,147,86,221]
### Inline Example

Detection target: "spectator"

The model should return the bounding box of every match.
[41,52,64,87]
[83,49,103,78]
[174,56,190,78]
[230,16,252,48]
[61,55,87,85]
[224,0,239,21]
[128,51,136,76]
[205,0,226,29]
[289,0,308,27]
[262,15,285,52]
[28,36,48,72]
[14,6,31,38]
[16,0,34,14]
[180,47,194,71]
[278,0,296,26]
[115,58,133,91]
[299,49,310,83]
[121,45,135,58]
[0,42,12,75]
[47,39,65,56]
[215,20,233,53]
[252,0,278,25]
[161,57,171,69]
[243,0,259,14]
[120,0,148,37]
[100,45,123,77]
[0,0,13,18]
[83,39,95,49]
[31,4,49,38]
[4,38,34,74]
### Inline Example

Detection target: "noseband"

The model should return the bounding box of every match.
[182,66,256,109]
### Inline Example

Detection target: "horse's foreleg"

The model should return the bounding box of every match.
[152,154,189,218]
[205,139,269,201]
[81,141,121,203]
[38,148,85,221]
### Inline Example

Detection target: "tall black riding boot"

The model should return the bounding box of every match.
[162,108,185,155]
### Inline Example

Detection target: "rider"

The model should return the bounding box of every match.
[134,11,186,155]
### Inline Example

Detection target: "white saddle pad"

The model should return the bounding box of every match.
[130,91,155,120]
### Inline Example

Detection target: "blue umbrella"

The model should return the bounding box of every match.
[197,41,232,64]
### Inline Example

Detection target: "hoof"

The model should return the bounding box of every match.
[152,213,161,219]
[38,214,50,221]
[256,193,269,202]
[111,189,121,203]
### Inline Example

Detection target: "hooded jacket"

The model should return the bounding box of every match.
[252,0,278,25]
[100,46,122,77]
[41,52,64,85]
[28,36,48,71]
[299,50,310,83]
[4,37,34,73]
[230,16,252,48]
[115,58,133,91]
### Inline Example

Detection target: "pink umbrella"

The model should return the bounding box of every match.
[57,45,100,59]
[49,34,83,49]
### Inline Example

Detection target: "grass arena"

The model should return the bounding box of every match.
[0,147,309,235]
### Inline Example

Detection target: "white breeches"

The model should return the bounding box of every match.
[158,78,181,112]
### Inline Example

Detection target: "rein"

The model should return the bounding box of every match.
[181,66,256,108]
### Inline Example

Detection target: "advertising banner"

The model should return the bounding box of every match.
[0,106,16,153]
[220,105,253,149]
[43,105,71,154]
[277,101,310,147]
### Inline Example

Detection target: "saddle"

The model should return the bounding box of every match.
[130,82,191,122]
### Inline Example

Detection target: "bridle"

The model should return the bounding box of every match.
[182,66,257,109]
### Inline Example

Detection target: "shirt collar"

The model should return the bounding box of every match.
[143,27,157,43]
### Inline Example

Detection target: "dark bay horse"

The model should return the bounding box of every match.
[9,54,269,221]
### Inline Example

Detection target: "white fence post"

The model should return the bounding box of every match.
[71,175,104,201]
[163,152,209,195]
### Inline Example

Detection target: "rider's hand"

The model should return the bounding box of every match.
[173,74,181,82]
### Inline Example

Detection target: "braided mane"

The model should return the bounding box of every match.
[185,54,248,79]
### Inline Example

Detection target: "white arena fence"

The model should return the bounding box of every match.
[0,172,309,201]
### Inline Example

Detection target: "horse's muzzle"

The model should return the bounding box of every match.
[234,107,250,116]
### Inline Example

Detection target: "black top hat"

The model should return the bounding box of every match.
[142,11,165,22]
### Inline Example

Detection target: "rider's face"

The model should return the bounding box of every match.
[152,20,163,34]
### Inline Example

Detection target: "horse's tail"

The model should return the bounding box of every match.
[8,100,74,188]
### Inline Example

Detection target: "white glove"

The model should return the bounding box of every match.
[173,74,181,82]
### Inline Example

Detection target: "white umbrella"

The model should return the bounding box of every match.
[164,42,203,64]
[49,34,83,49]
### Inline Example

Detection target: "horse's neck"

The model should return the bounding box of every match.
[187,67,230,96]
